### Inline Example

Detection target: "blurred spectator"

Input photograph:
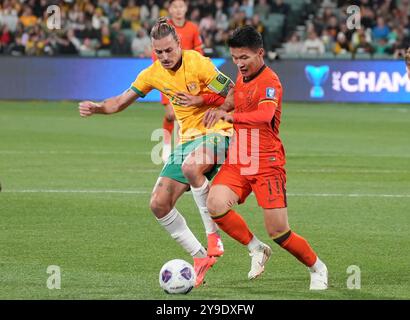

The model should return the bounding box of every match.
[203,33,215,57]
[271,0,290,15]
[250,14,264,35]
[283,32,303,55]
[131,28,151,57]
[19,6,37,28]
[0,24,12,52]
[122,0,140,29]
[92,7,109,30]
[215,0,229,31]
[254,0,271,21]
[353,31,375,56]
[99,24,111,49]
[333,32,352,56]
[240,0,254,19]
[111,32,130,55]
[7,35,25,55]
[199,12,216,34]
[372,17,390,41]
[302,30,325,55]
[79,37,97,55]
[0,0,19,32]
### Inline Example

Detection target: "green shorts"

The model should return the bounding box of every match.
[159,133,230,185]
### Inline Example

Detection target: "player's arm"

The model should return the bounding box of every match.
[203,88,235,128]
[78,88,139,117]
[175,62,234,108]
[174,91,226,107]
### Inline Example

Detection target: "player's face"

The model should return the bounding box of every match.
[169,0,187,21]
[230,47,264,78]
[152,34,182,69]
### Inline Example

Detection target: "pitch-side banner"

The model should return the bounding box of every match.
[221,59,410,103]
[0,57,225,101]
[0,57,408,103]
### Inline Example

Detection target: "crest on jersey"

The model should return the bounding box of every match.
[266,87,275,98]
[187,82,198,92]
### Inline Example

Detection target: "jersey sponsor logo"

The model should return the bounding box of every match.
[266,87,276,98]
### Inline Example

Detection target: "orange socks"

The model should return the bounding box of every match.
[273,230,317,267]
[212,210,253,245]
[163,117,174,145]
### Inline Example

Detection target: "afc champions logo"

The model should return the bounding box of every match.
[305,65,330,98]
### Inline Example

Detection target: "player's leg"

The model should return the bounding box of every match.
[181,134,228,257]
[254,174,328,290]
[150,176,216,287]
[162,96,175,162]
[207,167,272,279]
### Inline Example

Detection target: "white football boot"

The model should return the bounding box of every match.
[248,243,272,280]
[309,258,328,290]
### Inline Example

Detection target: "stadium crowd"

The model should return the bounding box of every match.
[0,0,409,58]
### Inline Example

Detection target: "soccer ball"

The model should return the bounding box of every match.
[159,259,196,294]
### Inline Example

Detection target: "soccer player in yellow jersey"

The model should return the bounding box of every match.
[78,18,233,287]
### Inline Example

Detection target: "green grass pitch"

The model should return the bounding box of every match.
[0,100,409,300]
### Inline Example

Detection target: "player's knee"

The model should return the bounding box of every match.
[149,195,172,218]
[267,226,290,239]
[207,195,229,217]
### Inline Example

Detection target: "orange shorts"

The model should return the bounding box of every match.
[161,93,170,105]
[212,163,287,209]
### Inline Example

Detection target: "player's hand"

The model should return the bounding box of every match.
[203,109,233,128]
[175,92,204,107]
[78,101,101,117]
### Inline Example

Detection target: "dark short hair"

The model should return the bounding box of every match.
[227,26,263,51]
[150,17,179,41]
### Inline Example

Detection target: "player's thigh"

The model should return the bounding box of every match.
[251,173,287,210]
[262,207,290,238]
[182,134,228,177]
[182,143,215,178]
[150,176,189,218]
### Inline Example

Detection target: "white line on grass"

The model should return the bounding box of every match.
[2,150,410,159]
[3,189,410,198]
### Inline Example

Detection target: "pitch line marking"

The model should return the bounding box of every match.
[3,190,410,198]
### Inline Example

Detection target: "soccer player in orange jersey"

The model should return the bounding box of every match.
[203,26,328,290]
[158,0,204,162]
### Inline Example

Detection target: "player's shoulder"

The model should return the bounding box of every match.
[185,20,200,31]
[260,66,282,88]
[183,49,208,64]
[263,66,281,82]
[140,60,162,77]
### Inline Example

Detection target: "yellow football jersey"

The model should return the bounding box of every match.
[130,50,233,143]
